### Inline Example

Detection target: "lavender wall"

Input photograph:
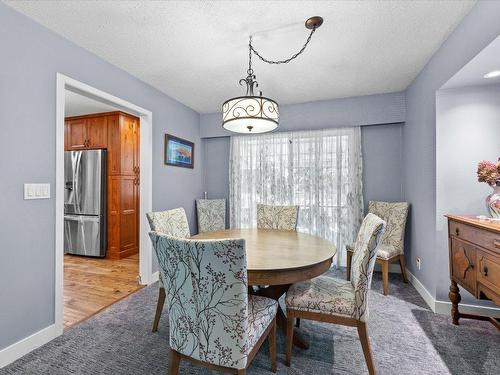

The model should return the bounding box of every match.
[436,85,500,306]
[201,92,405,138]
[0,3,203,350]
[404,0,500,299]
[201,92,405,222]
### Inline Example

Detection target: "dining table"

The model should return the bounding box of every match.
[192,228,337,349]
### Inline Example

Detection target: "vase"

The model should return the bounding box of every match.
[486,185,500,219]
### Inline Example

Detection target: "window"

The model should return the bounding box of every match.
[229,127,363,266]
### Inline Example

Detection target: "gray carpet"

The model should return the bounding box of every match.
[2,269,499,375]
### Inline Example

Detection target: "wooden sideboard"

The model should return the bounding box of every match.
[446,215,500,328]
[65,111,140,259]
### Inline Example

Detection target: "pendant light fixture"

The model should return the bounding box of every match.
[222,16,323,134]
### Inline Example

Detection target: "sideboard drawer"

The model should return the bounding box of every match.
[450,220,500,254]
[450,238,477,295]
[477,251,500,296]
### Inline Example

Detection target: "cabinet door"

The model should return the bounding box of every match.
[450,238,477,295]
[107,114,121,175]
[134,119,140,174]
[120,175,138,256]
[66,119,87,149]
[87,116,108,148]
[106,176,121,259]
[120,116,137,175]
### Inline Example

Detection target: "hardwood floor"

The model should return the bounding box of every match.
[64,253,143,330]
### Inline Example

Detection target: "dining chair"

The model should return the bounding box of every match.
[256,204,299,230]
[285,213,385,375]
[346,201,409,296]
[148,233,278,375]
[146,208,190,332]
[196,198,226,233]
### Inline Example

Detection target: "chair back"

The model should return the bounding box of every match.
[350,213,385,321]
[146,208,190,238]
[368,201,409,255]
[256,204,299,230]
[196,199,226,233]
[148,233,250,369]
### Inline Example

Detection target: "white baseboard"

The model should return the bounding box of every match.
[0,324,58,368]
[434,300,500,317]
[1,270,160,369]
[406,270,436,311]
[407,270,500,317]
[149,271,159,285]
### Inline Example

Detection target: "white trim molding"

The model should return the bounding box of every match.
[2,75,156,368]
[0,325,57,368]
[407,270,500,317]
[56,73,155,313]
[406,270,437,312]
[434,300,500,317]
[149,271,160,285]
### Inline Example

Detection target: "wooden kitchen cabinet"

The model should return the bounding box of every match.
[121,115,139,176]
[87,116,108,148]
[107,113,139,176]
[65,118,87,149]
[65,115,107,149]
[65,111,140,259]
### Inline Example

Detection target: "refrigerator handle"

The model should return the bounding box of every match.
[74,151,81,213]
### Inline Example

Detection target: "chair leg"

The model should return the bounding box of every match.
[399,255,408,283]
[381,260,389,296]
[268,318,277,373]
[285,314,295,367]
[168,349,181,375]
[237,370,246,375]
[346,250,352,281]
[295,318,300,328]
[152,287,166,332]
[357,322,376,375]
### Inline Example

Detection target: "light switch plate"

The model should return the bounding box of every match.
[24,183,50,200]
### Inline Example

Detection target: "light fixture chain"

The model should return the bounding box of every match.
[248,36,253,75]
[250,28,316,65]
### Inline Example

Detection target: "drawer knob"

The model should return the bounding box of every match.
[483,266,488,277]
[455,227,460,236]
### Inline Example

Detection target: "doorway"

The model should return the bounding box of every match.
[55,74,154,334]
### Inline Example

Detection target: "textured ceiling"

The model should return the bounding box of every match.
[5,0,476,113]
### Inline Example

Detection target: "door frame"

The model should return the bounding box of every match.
[55,73,154,335]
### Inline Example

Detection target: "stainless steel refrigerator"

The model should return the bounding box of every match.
[64,149,106,257]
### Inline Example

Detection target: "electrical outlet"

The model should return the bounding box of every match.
[416,257,421,270]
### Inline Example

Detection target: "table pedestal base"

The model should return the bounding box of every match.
[252,284,309,349]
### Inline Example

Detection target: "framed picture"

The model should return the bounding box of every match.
[164,134,195,168]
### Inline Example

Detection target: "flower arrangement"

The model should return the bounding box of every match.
[477,159,500,187]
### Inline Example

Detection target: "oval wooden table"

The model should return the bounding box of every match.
[192,228,337,349]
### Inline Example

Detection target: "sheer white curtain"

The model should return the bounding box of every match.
[229,127,363,266]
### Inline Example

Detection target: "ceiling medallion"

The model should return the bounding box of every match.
[222,16,324,134]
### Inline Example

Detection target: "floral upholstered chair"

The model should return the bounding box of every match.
[285,213,385,375]
[256,204,299,230]
[196,198,226,233]
[148,233,278,375]
[346,201,409,296]
[146,208,190,332]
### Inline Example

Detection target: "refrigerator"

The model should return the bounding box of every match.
[64,149,107,257]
